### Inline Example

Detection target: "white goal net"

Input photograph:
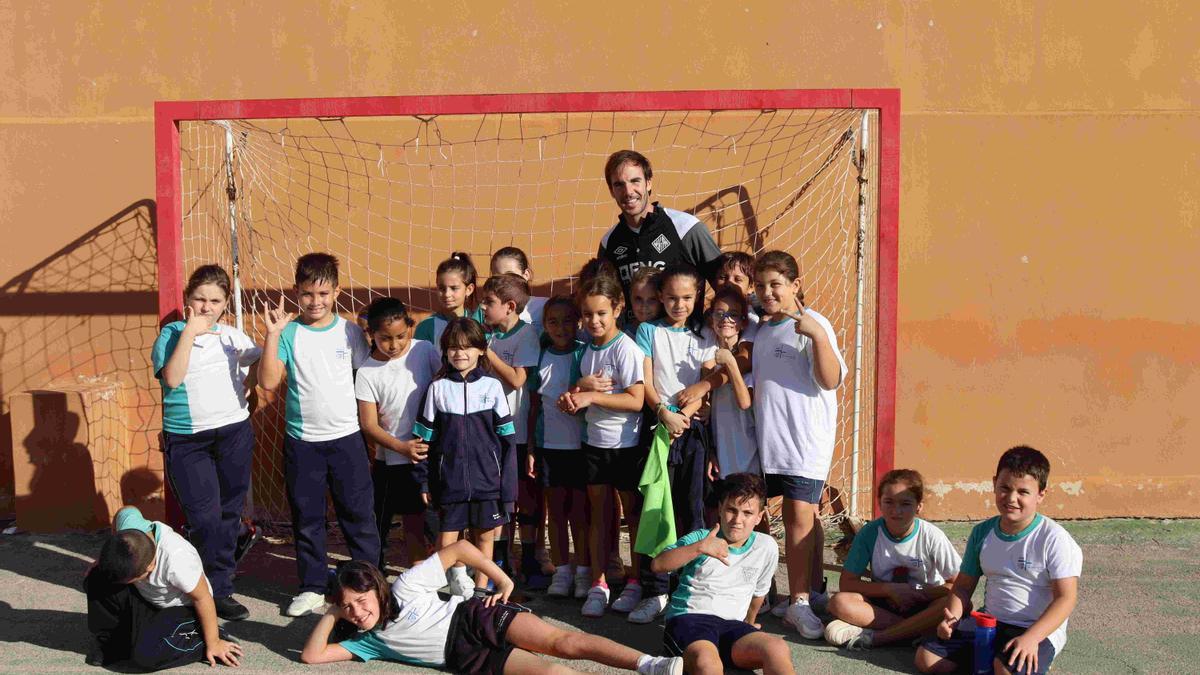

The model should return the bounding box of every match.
[175,104,881,527]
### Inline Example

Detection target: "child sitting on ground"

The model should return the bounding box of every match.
[915,446,1082,675]
[824,469,961,650]
[651,473,794,675]
[299,540,683,674]
[84,506,241,670]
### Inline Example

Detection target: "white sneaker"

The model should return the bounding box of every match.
[809,589,830,614]
[547,565,574,597]
[285,591,325,617]
[637,655,684,675]
[784,598,825,639]
[612,582,643,613]
[770,596,791,618]
[581,584,610,617]
[823,619,864,647]
[628,594,668,624]
[447,567,475,599]
[573,567,592,599]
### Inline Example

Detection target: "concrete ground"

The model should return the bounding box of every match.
[0,518,1196,673]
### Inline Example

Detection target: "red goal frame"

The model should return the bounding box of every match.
[154,88,900,513]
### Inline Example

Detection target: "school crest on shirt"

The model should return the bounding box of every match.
[740,565,760,584]
[1016,557,1042,572]
[335,348,349,360]
[772,345,796,361]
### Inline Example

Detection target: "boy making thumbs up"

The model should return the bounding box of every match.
[651,473,795,675]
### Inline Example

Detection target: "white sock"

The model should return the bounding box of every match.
[636,654,652,672]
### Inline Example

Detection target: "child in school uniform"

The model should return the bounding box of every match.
[625,265,664,338]
[491,246,548,336]
[750,250,848,637]
[528,296,589,597]
[259,252,380,618]
[299,541,683,675]
[633,263,718,624]
[414,317,517,597]
[824,469,961,650]
[85,506,241,670]
[916,447,1082,675]
[651,474,794,675]
[151,264,260,621]
[415,252,485,354]
[558,274,646,618]
[702,286,759,481]
[354,297,442,570]
[480,273,547,585]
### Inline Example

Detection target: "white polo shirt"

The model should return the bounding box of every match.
[664,528,779,622]
[575,332,645,449]
[276,316,371,441]
[487,321,541,445]
[152,322,262,435]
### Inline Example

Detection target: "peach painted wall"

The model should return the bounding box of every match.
[0,1,1195,519]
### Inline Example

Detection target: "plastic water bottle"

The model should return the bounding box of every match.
[971,610,998,674]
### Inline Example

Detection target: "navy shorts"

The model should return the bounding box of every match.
[444,597,531,675]
[664,614,759,669]
[920,616,1056,675]
[540,448,586,489]
[439,500,508,532]
[583,444,645,491]
[765,473,824,503]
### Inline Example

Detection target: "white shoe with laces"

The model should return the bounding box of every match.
[628,593,668,624]
[547,565,574,597]
[823,619,865,647]
[285,591,325,617]
[637,655,684,675]
[612,582,643,613]
[581,584,610,617]
[784,598,825,639]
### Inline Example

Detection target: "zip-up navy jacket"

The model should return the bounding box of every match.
[413,368,517,505]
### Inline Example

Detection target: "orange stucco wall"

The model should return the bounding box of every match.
[0,2,1196,520]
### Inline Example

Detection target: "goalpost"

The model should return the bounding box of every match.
[155,89,899,526]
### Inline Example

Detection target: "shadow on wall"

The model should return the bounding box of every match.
[0,199,163,521]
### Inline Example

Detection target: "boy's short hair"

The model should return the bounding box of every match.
[482,273,530,313]
[97,530,155,584]
[716,251,754,278]
[995,445,1051,491]
[295,252,340,287]
[877,468,925,503]
[714,472,767,510]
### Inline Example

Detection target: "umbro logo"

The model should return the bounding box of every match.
[613,245,629,256]
[651,234,671,253]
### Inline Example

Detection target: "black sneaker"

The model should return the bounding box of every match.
[234,520,261,564]
[84,638,108,666]
[214,595,250,621]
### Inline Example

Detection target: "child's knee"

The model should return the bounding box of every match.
[914,646,954,674]
[684,642,722,672]
[826,591,862,617]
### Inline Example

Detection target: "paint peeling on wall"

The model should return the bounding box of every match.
[928,481,993,499]
[1058,481,1084,496]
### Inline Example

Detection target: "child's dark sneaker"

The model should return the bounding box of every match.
[214,595,250,621]
[233,520,261,564]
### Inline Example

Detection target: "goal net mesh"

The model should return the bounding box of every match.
[177,107,880,528]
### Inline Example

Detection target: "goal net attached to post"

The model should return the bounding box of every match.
[155,90,899,529]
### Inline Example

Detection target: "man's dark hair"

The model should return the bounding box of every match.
[604,149,653,185]
[96,530,155,584]
[714,472,767,510]
[295,252,340,287]
[995,445,1051,491]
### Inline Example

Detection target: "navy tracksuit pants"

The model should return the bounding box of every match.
[284,431,380,593]
[163,419,253,598]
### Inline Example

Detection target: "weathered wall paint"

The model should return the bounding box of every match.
[0,1,1196,519]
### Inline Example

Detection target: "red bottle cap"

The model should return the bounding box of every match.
[971,611,997,628]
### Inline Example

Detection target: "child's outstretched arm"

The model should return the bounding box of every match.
[437,540,515,606]
[186,576,243,667]
[651,526,729,574]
